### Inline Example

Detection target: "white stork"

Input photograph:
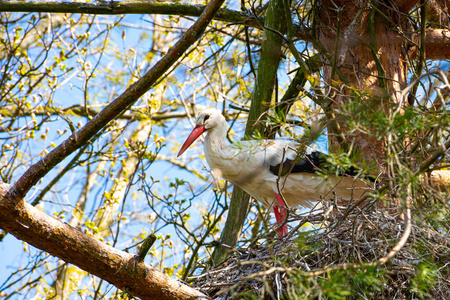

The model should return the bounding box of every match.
[177,108,370,237]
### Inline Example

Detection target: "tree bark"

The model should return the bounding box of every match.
[318,0,413,166]
[423,28,450,59]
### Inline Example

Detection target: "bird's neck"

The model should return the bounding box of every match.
[204,124,227,155]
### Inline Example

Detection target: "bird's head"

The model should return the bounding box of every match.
[195,108,225,130]
[177,108,225,157]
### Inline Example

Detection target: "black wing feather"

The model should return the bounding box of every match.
[269,151,327,176]
[269,151,365,178]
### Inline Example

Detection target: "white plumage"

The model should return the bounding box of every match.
[178,108,370,236]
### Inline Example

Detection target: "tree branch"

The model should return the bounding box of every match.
[0,182,207,300]
[0,1,255,26]
[5,0,226,203]
[423,29,450,60]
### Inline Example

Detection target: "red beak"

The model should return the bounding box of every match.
[177,125,206,157]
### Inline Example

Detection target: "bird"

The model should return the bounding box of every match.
[177,108,371,237]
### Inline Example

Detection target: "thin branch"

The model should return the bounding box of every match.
[0,104,193,123]
[136,234,157,262]
[0,182,207,300]
[0,1,247,24]
[5,0,227,203]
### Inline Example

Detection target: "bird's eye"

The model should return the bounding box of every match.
[204,115,210,122]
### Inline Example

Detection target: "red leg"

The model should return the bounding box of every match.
[273,193,288,237]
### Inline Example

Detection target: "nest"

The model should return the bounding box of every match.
[191,201,450,299]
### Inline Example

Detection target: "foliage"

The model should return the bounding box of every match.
[410,263,439,299]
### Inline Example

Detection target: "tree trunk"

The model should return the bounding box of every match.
[318,0,414,167]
